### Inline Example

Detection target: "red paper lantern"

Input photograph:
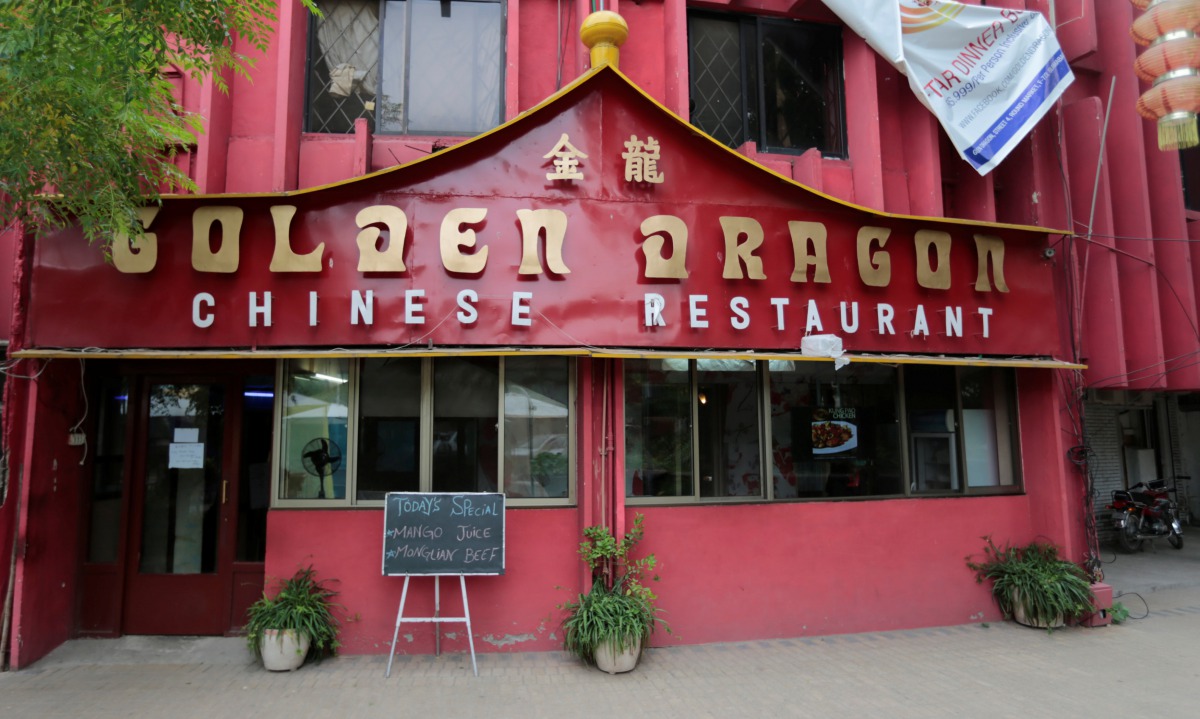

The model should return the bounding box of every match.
[1131,0,1200,150]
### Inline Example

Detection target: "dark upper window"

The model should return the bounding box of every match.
[687,12,846,157]
[306,0,504,135]
[1182,147,1200,212]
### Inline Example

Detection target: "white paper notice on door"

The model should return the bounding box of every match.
[174,428,200,443]
[169,442,205,469]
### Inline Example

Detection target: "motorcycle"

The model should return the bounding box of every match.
[1108,479,1184,552]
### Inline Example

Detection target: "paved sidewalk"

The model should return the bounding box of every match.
[3,539,1199,719]
[1098,527,1200,596]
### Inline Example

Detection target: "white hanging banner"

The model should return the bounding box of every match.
[822,0,1073,175]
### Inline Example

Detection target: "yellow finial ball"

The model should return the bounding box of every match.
[580,11,629,69]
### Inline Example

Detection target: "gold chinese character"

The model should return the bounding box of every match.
[622,135,664,184]
[543,133,588,181]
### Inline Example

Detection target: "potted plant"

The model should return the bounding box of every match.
[967,537,1094,630]
[245,566,341,671]
[560,513,668,673]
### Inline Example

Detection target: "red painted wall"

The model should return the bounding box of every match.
[639,499,1029,642]
[264,497,1044,654]
[265,508,581,655]
[0,224,15,340]
[7,361,89,669]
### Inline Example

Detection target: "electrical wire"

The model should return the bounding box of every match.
[69,358,89,465]
[69,358,87,433]
[1067,227,1200,244]
[1113,591,1150,620]
[0,358,50,380]
[1067,233,1200,345]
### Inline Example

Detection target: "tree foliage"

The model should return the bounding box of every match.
[0,0,315,248]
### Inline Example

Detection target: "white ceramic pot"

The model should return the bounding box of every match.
[594,637,641,674]
[259,629,311,671]
[1010,590,1064,629]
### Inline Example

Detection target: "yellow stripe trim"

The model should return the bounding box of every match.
[130,66,1064,237]
[10,346,1084,369]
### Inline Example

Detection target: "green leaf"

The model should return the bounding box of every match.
[0,0,316,248]
[244,565,343,662]
[559,514,670,664]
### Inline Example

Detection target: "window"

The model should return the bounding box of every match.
[87,378,129,563]
[688,12,846,157]
[1116,404,1161,488]
[306,0,504,135]
[1182,147,1200,212]
[278,356,574,505]
[625,360,1020,502]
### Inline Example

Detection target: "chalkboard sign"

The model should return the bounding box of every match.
[382,492,505,575]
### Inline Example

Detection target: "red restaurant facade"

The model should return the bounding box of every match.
[6,0,1194,668]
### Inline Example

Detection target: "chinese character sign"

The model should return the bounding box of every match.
[622,135,665,183]
[543,133,588,181]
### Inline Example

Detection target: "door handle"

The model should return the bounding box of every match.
[222,480,228,505]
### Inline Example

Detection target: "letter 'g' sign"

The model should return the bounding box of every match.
[382,492,505,575]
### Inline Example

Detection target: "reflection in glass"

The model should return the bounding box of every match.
[281,359,350,499]
[237,375,274,562]
[504,357,570,499]
[769,363,902,499]
[358,358,422,500]
[697,361,762,497]
[141,384,223,574]
[625,359,693,498]
[759,20,844,154]
[432,357,499,492]
[88,378,129,563]
[380,0,502,134]
[961,368,1018,488]
[905,365,959,494]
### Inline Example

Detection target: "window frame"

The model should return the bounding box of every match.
[272,356,576,508]
[624,359,1022,506]
[303,0,507,136]
[686,10,847,158]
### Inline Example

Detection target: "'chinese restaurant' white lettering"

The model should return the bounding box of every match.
[250,292,272,327]
[193,293,215,328]
[187,288,993,343]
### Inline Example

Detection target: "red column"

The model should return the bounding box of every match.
[843,32,885,210]
[1064,96,1126,386]
[272,0,309,192]
[1096,2,1166,389]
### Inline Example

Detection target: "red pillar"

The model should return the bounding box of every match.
[1096,2,1166,389]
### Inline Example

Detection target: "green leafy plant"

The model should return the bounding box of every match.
[1110,601,1130,624]
[531,451,568,483]
[0,1,320,251]
[560,514,669,664]
[245,566,342,663]
[966,536,1094,630]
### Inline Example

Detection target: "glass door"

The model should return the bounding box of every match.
[123,381,237,635]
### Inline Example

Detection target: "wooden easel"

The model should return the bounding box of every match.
[384,574,477,677]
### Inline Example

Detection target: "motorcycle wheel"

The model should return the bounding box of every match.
[1116,520,1142,553]
[1169,530,1183,550]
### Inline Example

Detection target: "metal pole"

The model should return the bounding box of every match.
[460,575,478,676]
[385,576,412,678]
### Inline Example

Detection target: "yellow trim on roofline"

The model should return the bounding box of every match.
[119,66,1065,237]
[10,345,1084,370]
